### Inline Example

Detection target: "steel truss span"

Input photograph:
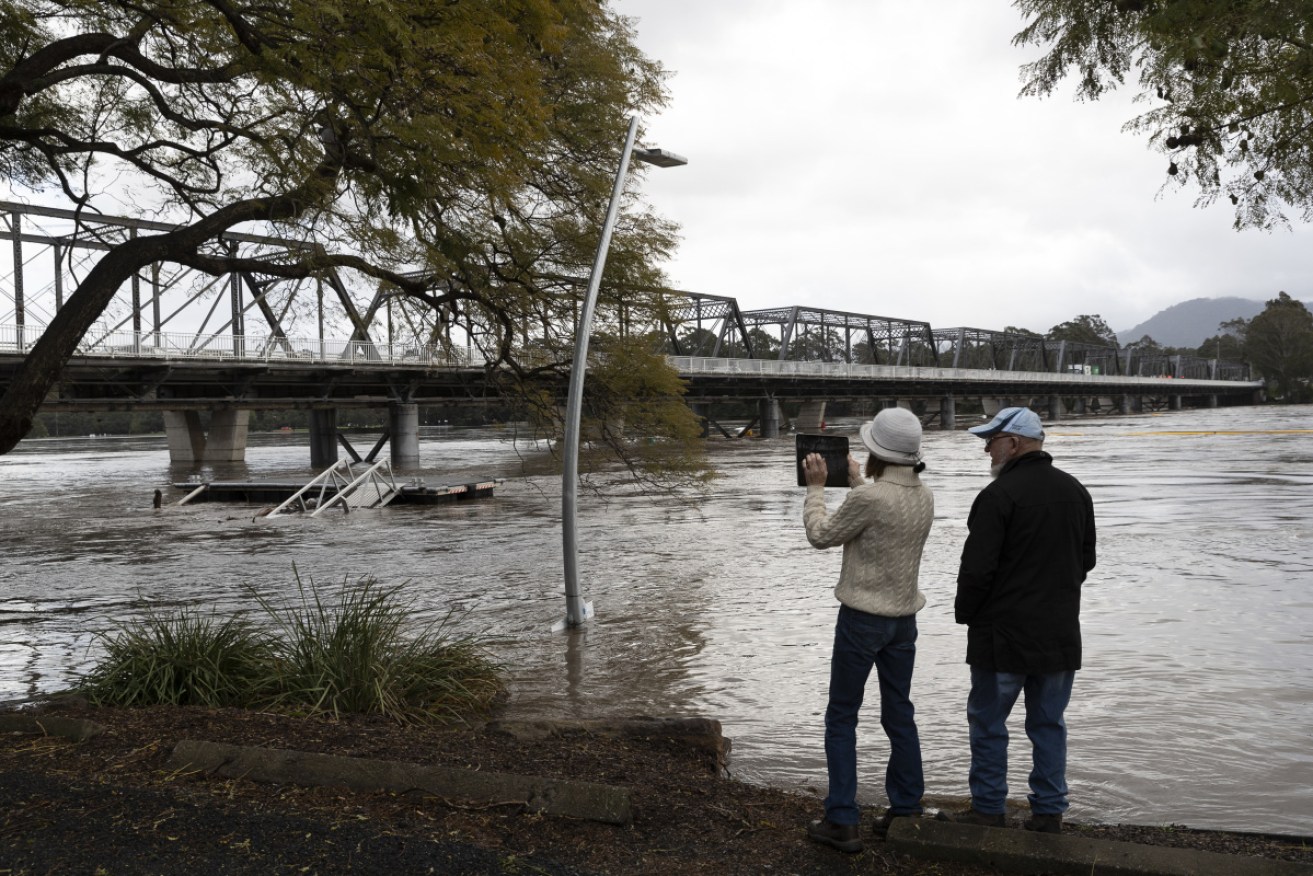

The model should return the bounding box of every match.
[2,202,1253,409]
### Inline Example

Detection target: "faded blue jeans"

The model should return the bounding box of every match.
[823,605,924,825]
[966,667,1075,816]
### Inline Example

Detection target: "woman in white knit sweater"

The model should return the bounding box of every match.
[800,406,934,854]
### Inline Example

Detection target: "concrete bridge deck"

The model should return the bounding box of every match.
[1,325,1263,465]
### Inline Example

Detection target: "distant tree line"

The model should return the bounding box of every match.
[1044,294,1313,403]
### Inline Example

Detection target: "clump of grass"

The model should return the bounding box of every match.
[255,574,504,723]
[76,575,504,724]
[79,611,273,708]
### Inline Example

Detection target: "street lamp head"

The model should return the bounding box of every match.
[633,147,688,168]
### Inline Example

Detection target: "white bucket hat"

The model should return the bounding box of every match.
[859,407,923,466]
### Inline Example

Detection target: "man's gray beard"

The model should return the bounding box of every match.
[990,462,1005,479]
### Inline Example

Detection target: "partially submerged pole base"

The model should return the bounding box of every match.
[552,600,595,633]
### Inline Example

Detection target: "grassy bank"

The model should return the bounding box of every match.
[77,574,503,724]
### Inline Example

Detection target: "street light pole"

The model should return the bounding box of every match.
[556,116,686,631]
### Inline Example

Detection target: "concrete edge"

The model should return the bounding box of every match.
[0,713,104,742]
[887,818,1313,876]
[166,739,632,825]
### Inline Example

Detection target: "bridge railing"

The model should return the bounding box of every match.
[666,355,1257,388]
[0,323,494,368]
[0,323,1261,388]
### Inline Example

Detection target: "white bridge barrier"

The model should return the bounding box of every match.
[0,323,1259,388]
[0,323,491,367]
[664,355,1259,390]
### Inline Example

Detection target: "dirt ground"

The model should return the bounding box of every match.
[2,699,1310,875]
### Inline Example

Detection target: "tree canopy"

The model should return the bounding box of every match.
[1014,0,1313,228]
[1196,317,1248,360]
[0,0,699,472]
[1046,313,1119,347]
[1244,291,1313,399]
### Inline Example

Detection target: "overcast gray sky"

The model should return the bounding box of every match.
[616,0,1313,336]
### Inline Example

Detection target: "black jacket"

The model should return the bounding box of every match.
[955,451,1096,674]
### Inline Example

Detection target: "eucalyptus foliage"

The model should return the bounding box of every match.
[579,334,714,485]
[1245,291,1313,398]
[1046,313,1119,347]
[1014,0,1313,228]
[0,0,702,479]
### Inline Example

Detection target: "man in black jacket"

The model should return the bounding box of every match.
[938,406,1096,835]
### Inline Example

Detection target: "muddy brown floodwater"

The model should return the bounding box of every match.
[2,404,1310,834]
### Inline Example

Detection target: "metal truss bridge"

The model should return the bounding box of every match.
[0,201,1261,459]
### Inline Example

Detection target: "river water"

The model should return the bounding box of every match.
[1,405,1311,834]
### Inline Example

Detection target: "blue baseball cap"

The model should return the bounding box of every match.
[968,406,1045,440]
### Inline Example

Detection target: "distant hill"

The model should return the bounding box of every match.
[1117,296,1269,347]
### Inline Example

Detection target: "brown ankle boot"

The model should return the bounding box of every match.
[806,818,863,853]
[1024,812,1063,834]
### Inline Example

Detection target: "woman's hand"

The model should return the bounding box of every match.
[848,454,863,486]
[802,452,828,487]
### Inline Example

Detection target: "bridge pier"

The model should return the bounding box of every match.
[164,411,204,462]
[795,400,827,432]
[1073,397,1087,415]
[1208,394,1219,408]
[690,403,710,438]
[939,395,956,431]
[309,409,339,468]
[1170,395,1183,411]
[163,409,250,464]
[758,398,781,439]
[1047,395,1064,421]
[1119,395,1132,415]
[389,403,420,467]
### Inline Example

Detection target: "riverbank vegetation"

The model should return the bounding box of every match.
[77,576,504,724]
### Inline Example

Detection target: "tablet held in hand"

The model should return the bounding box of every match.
[796,434,850,487]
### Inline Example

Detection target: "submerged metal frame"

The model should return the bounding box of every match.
[261,458,400,518]
[310,458,400,516]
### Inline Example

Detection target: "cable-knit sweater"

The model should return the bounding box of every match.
[803,464,934,618]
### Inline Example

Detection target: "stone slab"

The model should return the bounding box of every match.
[167,739,631,825]
[887,818,1313,876]
[0,714,103,742]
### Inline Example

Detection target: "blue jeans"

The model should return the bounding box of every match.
[966,667,1075,816]
[823,605,923,825]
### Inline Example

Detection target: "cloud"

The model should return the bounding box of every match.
[618,0,1313,334]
